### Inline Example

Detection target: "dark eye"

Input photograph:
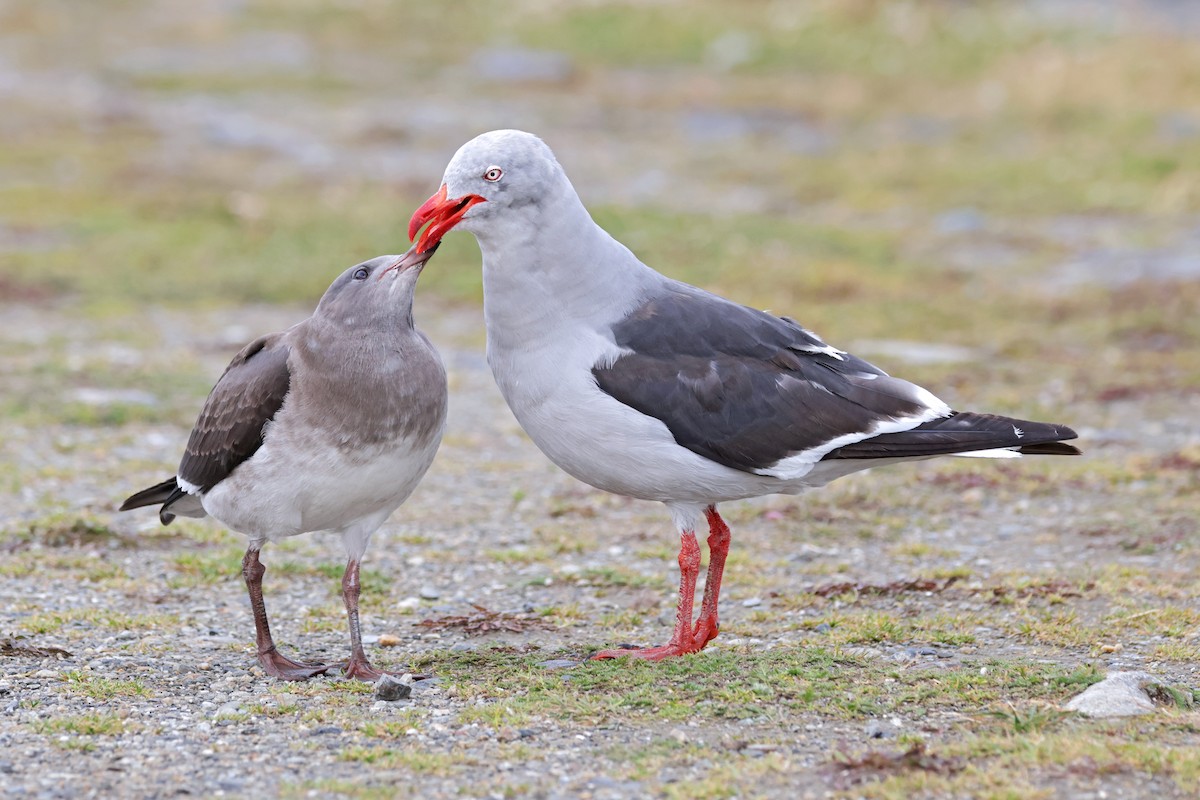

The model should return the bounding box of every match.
[483,166,503,182]
[353,267,370,280]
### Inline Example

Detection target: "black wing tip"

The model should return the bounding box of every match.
[118,477,185,525]
[1017,441,1082,456]
[119,477,178,511]
[1016,422,1081,455]
[822,414,1083,461]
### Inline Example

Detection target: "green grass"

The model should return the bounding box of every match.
[19,607,179,636]
[63,672,152,699]
[31,712,125,736]
[170,548,243,586]
[411,647,1103,727]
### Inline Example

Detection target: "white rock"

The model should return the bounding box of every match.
[1065,671,1156,717]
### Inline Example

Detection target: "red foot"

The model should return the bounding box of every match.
[590,644,697,661]
[591,630,717,661]
[692,612,719,646]
[258,647,336,681]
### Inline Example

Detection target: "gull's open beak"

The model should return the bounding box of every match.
[380,242,440,279]
[408,184,486,254]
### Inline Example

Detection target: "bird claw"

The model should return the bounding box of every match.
[590,640,706,661]
[257,648,336,681]
[341,657,430,683]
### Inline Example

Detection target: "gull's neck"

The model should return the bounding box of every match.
[475,186,662,353]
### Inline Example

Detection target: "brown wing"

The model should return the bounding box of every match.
[177,333,292,492]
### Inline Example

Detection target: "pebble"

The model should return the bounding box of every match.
[378,634,402,647]
[418,586,440,600]
[374,675,412,702]
[864,719,894,739]
[742,597,762,608]
[539,660,579,670]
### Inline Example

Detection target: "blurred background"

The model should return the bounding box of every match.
[1,0,1198,488]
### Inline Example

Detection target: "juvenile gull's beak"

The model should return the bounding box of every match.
[408,184,486,254]
[380,242,440,279]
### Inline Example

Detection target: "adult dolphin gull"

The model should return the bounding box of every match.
[407,129,1080,661]
[120,247,447,680]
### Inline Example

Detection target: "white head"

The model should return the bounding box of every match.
[408,130,573,253]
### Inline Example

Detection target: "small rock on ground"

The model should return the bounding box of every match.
[1065,671,1156,717]
[374,675,412,702]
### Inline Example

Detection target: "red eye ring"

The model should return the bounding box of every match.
[483,166,503,182]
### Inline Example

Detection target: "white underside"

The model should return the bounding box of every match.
[199,419,442,559]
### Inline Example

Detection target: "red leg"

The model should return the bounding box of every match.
[592,528,708,661]
[242,548,334,681]
[339,558,417,682]
[692,505,730,646]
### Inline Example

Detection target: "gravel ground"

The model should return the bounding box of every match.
[1,298,1197,800]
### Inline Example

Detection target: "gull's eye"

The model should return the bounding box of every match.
[353,267,370,281]
[483,166,503,182]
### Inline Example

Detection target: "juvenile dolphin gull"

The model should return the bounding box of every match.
[408,130,1080,661]
[120,247,447,680]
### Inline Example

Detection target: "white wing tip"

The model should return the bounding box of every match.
[953,448,1023,459]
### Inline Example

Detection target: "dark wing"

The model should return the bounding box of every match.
[593,283,944,474]
[177,333,292,492]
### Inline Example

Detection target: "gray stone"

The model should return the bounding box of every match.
[539,659,579,670]
[1064,671,1156,717]
[374,675,412,702]
[418,586,440,600]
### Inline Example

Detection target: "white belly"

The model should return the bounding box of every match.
[491,344,792,504]
[201,429,441,541]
